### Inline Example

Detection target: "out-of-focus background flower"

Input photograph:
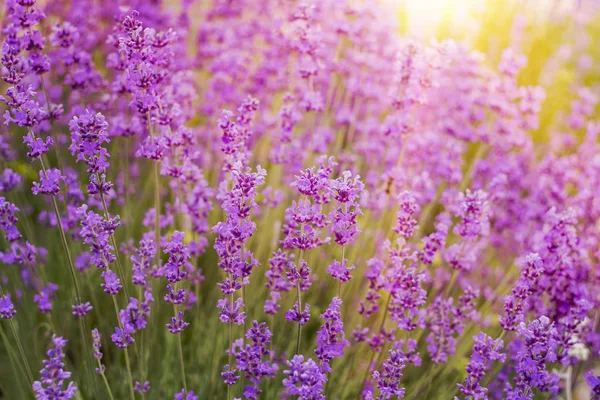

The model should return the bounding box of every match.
[385,0,599,142]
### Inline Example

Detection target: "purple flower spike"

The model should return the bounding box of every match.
[0,294,16,319]
[72,302,92,317]
[167,311,189,334]
[282,355,326,399]
[101,270,122,295]
[33,336,77,400]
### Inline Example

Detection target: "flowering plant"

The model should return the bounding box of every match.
[1,0,600,399]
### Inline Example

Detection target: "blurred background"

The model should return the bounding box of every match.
[380,0,599,143]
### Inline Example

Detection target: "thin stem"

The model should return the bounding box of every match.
[173,283,188,392]
[227,272,234,400]
[0,285,33,384]
[338,246,345,298]
[565,366,573,400]
[443,269,459,298]
[123,347,135,400]
[36,156,83,303]
[97,182,130,300]
[6,319,33,383]
[98,366,115,400]
[111,296,135,400]
[0,324,27,397]
[358,294,391,396]
[295,250,305,355]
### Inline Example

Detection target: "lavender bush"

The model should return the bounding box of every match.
[0,0,599,399]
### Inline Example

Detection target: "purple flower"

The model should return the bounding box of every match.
[315,297,349,372]
[371,350,407,400]
[0,197,21,242]
[264,249,294,314]
[426,288,479,363]
[509,316,560,396]
[78,204,120,270]
[101,270,122,295]
[167,311,189,334]
[32,169,64,196]
[23,132,52,159]
[231,321,277,399]
[33,336,77,400]
[33,283,58,314]
[131,237,156,286]
[388,266,427,332]
[453,189,490,240]
[120,297,150,332]
[585,371,600,399]
[393,191,418,238]
[111,324,134,349]
[0,294,16,319]
[0,169,21,192]
[457,333,506,399]
[282,355,326,400]
[221,364,239,386]
[500,253,544,331]
[165,284,186,304]
[174,389,198,400]
[286,302,310,326]
[326,259,355,282]
[91,328,105,374]
[72,302,92,317]
[163,231,189,283]
[68,110,111,174]
[135,381,150,394]
[217,298,246,325]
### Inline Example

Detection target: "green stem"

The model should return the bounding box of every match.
[173,282,188,393]
[358,294,391,396]
[97,182,130,300]
[98,365,115,400]
[39,158,82,301]
[0,285,33,384]
[111,296,135,400]
[296,250,305,355]
[124,347,135,400]
[0,324,27,397]
[7,319,33,383]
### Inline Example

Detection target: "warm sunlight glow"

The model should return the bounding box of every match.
[383,0,583,39]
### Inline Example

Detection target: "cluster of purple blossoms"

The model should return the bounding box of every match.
[457,333,506,399]
[315,297,349,372]
[174,389,198,400]
[231,321,278,399]
[585,371,600,399]
[500,253,545,331]
[282,355,327,400]
[426,287,479,364]
[91,328,105,374]
[69,111,114,195]
[0,197,21,242]
[33,336,77,400]
[130,237,156,286]
[33,282,58,314]
[0,294,16,319]
[112,294,152,347]
[213,161,265,322]
[368,350,408,400]
[504,316,561,398]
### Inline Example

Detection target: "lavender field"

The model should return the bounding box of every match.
[1,0,600,399]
